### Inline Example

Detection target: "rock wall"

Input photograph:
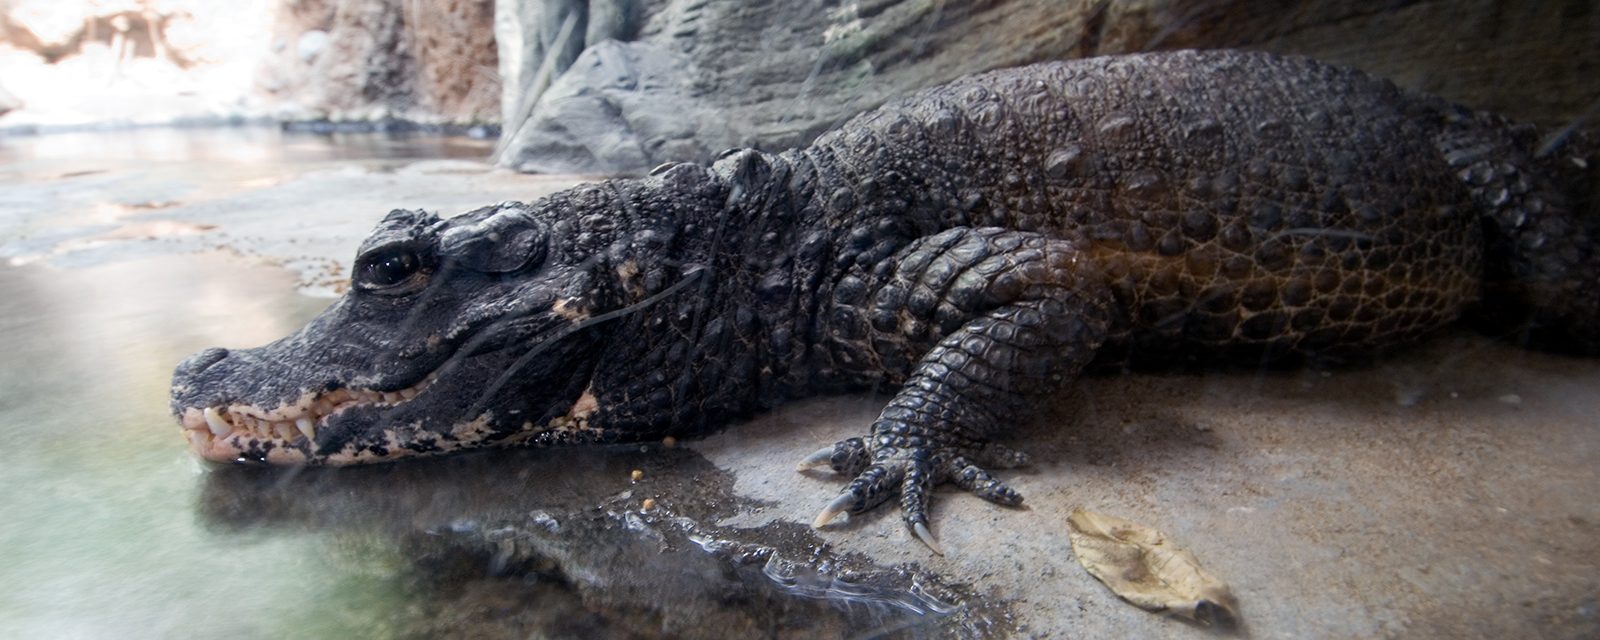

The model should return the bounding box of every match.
[3,1,1591,154]
[0,0,279,129]
[257,0,499,123]
[0,0,203,67]
[495,0,1600,174]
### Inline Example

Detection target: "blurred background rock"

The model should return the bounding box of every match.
[1,0,1596,172]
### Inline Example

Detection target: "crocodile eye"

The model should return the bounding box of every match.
[356,247,424,293]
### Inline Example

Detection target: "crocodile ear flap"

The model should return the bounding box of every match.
[439,203,549,273]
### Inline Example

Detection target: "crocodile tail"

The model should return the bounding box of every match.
[1447,112,1600,354]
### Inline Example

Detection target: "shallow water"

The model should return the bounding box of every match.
[0,255,965,638]
[0,129,973,639]
[0,126,493,166]
[0,254,409,638]
[0,130,554,638]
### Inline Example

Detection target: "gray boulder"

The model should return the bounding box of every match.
[499,40,711,174]
[495,0,1600,175]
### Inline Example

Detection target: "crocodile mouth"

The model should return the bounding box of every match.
[178,372,439,464]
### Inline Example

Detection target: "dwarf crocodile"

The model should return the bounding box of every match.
[171,50,1598,553]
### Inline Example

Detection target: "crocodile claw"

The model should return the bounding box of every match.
[796,445,835,470]
[795,436,870,474]
[912,522,944,556]
[813,484,946,555]
[812,492,855,527]
[805,438,1026,555]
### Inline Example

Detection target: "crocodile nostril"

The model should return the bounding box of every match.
[183,347,230,374]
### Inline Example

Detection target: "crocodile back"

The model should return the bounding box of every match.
[804,49,1483,360]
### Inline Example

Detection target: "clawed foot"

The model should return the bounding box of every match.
[798,437,1029,555]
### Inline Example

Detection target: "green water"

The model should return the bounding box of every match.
[0,128,978,638]
[0,127,495,638]
[0,255,423,638]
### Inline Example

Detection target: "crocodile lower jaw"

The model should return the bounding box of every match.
[178,372,438,463]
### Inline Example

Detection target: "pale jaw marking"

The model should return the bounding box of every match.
[180,372,438,463]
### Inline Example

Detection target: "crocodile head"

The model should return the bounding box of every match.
[170,175,712,465]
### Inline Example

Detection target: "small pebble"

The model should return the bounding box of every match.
[1498,393,1522,406]
[630,469,644,482]
[642,498,657,511]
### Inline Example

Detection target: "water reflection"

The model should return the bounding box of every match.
[0,127,556,300]
[0,126,493,167]
[193,422,984,637]
[0,254,385,638]
[0,250,987,638]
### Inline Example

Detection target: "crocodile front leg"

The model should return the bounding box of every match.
[803,227,1113,553]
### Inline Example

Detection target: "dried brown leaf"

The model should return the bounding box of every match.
[1066,508,1239,627]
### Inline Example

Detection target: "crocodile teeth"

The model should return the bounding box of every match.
[203,407,233,437]
[190,370,437,450]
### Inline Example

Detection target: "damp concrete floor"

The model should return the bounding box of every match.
[3,129,1597,638]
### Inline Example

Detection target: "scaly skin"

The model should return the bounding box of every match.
[170,50,1597,552]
